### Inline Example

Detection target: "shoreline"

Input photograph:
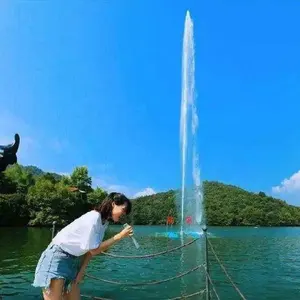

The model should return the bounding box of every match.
[1,224,300,228]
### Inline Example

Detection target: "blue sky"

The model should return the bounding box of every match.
[1,1,300,203]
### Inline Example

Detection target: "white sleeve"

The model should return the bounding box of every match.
[79,213,106,251]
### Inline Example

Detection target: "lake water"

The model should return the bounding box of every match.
[1,226,300,299]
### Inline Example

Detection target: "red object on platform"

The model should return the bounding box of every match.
[186,216,192,224]
[166,216,174,225]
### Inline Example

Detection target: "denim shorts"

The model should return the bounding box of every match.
[32,243,82,294]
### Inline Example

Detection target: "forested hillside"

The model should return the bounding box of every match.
[0,164,299,227]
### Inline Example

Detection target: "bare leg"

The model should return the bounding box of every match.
[64,283,81,300]
[42,279,65,300]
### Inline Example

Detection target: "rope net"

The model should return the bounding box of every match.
[207,239,247,300]
[86,264,204,286]
[82,229,247,300]
[100,237,200,259]
[81,289,206,300]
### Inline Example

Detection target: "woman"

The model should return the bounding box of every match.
[32,192,133,300]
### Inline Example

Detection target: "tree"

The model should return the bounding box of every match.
[4,164,34,194]
[40,173,59,184]
[0,193,29,225]
[26,176,84,226]
[2,163,300,227]
[0,172,16,194]
[70,166,92,192]
[87,187,107,209]
[60,175,72,185]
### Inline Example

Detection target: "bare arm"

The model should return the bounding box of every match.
[89,225,133,256]
[75,234,123,282]
[79,252,92,272]
[74,252,93,284]
[77,236,119,274]
[75,235,122,284]
[89,233,122,256]
[74,225,133,284]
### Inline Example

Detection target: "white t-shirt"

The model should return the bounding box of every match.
[52,210,108,256]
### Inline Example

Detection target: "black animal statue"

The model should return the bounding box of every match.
[0,134,20,172]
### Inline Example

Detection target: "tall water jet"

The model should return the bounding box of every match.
[179,10,204,234]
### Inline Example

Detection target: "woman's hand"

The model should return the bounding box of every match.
[115,225,133,240]
[90,225,134,255]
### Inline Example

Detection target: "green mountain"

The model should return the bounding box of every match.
[22,165,44,176]
[130,181,300,226]
[22,165,62,181]
[1,164,299,227]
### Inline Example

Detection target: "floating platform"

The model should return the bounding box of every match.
[155,230,204,239]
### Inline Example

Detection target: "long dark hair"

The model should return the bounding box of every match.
[94,192,132,221]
